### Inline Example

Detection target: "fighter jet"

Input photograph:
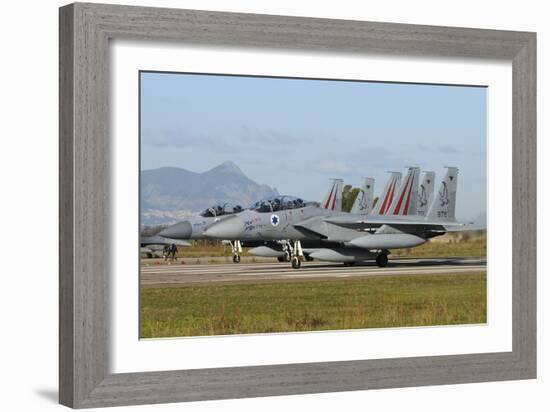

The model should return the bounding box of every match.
[247,177,373,263]
[205,167,463,268]
[324,167,465,266]
[158,202,246,262]
[204,173,420,268]
[159,203,243,240]
[140,235,190,258]
[204,169,420,268]
[204,179,345,267]
[296,166,422,265]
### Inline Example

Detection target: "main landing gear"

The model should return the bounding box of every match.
[277,243,292,263]
[376,251,388,268]
[231,240,242,263]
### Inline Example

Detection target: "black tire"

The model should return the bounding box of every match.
[291,257,301,269]
[343,262,355,267]
[284,251,291,262]
[304,254,314,262]
[277,256,285,262]
[376,253,388,267]
[233,254,241,263]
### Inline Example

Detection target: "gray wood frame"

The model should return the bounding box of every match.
[59,2,536,408]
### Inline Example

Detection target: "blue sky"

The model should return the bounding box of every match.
[140,72,486,221]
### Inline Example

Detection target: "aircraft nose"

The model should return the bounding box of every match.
[204,216,245,239]
[159,221,192,239]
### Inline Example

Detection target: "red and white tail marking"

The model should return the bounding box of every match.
[382,178,398,215]
[371,172,401,216]
[388,167,420,216]
[321,179,343,212]
[324,184,335,209]
[393,175,412,215]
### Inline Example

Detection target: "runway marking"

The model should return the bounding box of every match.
[140,258,487,287]
[141,258,485,273]
[141,265,487,277]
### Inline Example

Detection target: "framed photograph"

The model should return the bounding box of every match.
[59,2,536,408]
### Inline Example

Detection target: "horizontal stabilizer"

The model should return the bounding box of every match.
[325,215,467,228]
[140,236,191,247]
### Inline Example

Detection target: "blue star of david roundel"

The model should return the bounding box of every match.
[270,214,280,227]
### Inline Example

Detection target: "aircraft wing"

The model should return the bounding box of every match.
[140,235,191,247]
[292,216,365,242]
[325,215,468,230]
[292,216,329,239]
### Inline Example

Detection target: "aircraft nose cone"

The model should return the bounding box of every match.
[159,221,192,239]
[204,216,244,239]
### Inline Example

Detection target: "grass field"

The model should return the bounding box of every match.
[391,235,486,258]
[140,272,486,338]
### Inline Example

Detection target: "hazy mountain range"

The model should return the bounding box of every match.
[141,161,278,226]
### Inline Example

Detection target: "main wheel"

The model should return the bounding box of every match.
[277,256,285,262]
[376,253,388,267]
[304,254,314,262]
[291,257,301,269]
[233,254,241,263]
[343,262,355,267]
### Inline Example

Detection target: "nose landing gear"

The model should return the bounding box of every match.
[290,240,303,269]
[231,240,242,264]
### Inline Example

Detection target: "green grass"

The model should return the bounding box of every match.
[392,236,486,258]
[140,272,486,338]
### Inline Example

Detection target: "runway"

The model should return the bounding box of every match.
[140,257,487,288]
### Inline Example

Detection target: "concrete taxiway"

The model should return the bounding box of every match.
[140,257,487,288]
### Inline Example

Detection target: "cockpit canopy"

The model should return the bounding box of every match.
[249,196,306,213]
[200,203,243,217]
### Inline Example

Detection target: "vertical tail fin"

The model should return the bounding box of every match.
[426,167,458,222]
[417,171,435,216]
[351,177,375,215]
[321,178,344,212]
[371,172,401,215]
[388,167,420,215]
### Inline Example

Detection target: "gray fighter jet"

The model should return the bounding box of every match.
[159,203,243,240]
[204,167,464,268]
[203,179,345,267]
[158,202,245,262]
[323,166,465,266]
[140,235,190,258]
[247,177,372,263]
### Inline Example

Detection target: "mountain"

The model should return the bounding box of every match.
[141,161,278,225]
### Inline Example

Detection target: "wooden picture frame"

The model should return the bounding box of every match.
[59,2,536,408]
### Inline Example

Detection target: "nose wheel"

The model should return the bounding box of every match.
[231,240,242,264]
[290,240,303,269]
